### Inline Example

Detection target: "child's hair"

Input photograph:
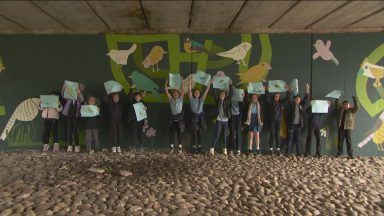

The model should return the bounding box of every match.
[133,91,142,98]
[172,89,180,94]
[342,100,349,104]
[294,95,301,99]
[49,90,59,95]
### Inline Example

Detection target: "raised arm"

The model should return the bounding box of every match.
[188,77,193,98]
[180,75,185,98]
[351,96,359,113]
[164,79,172,101]
[300,84,310,106]
[202,80,213,100]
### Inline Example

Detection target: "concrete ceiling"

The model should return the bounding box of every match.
[0,0,384,34]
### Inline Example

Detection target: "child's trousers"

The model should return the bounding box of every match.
[85,129,100,150]
[42,119,58,144]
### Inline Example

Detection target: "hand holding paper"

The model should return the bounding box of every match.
[104,80,123,95]
[290,79,299,95]
[133,102,147,121]
[80,105,100,117]
[311,100,329,113]
[268,80,287,93]
[63,80,79,100]
[192,71,211,86]
[40,95,59,108]
[326,90,343,99]
[232,88,245,102]
[169,73,182,89]
[212,75,229,90]
[247,82,265,94]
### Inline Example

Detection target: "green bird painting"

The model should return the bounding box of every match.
[129,71,160,97]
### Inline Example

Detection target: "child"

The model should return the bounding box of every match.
[103,92,124,153]
[83,96,100,154]
[335,96,358,159]
[188,78,212,154]
[128,85,146,151]
[61,83,85,153]
[285,84,310,156]
[39,91,63,153]
[244,94,263,154]
[229,86,244,155]
[211,82,233,155]
[165,79,185,153]
[263,85,291,155]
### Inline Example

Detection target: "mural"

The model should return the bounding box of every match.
[0,33,384,156]
[0,54,5,116]
[313,39,339,65]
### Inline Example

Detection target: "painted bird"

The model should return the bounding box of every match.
[0,98,40,141]
[183,38,214,56]
[107,44,137,66]
[129,71,160,97]
[312,39,339,65]
[237,63,272,84]
[361,58,384,87]
[358,111,384,151]
[142,45,167,72]
[216,42,252,66]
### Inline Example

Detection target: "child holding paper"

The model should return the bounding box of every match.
[229,87,244,155]
[188,78,212,154]
[128,86,147,151]
[335,96,358,159]
[165,79,185,153]
[285,84,310,156]
[61,82,85,153]
[263,85,291,156]
[210,82,233,155]
[103,92,124,153]
[39,92,63,153]
[244,94,263,154]
[82,96,100,154]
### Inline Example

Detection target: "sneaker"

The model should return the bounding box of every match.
[197,146,203,154]
[209,148,215,156]
[254,149,260,155]
[237,150,241,155]
[223,148,227,155]
[117,147,122,153]
[178,145,183,154]
[111,147,117,153]
[43,144,49,152]
[67,145,73,153]
[191,146,197,154]
[74,146,80,153]
[276,149,281,156]
[53,143,59,153]
[89,150,94,154]
[170,144,174,153]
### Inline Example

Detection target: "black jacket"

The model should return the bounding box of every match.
[263,90,291,122]
[212,85,233,120]
[285,93,309,128]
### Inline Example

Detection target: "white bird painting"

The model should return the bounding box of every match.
[216,42,252,66]
[0,98,40,141]
[107,44,137,66]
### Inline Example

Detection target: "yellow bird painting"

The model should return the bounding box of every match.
[142,45,167,72]
[358,111,384,151]
[361,58,384,87]
[236,63,272,85]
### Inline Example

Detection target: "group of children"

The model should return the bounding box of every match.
[40,82,147,154]
[40,76,358,159]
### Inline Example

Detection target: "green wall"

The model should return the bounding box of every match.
[0,33,383,156]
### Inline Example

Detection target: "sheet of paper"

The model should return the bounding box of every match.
[231,88,244,102]
[192,71,211,86]
[133,102,147,121]
[63,80,78,100]
[40,95,59,108]
[182,75,195,93]
[80,105,100,117]
[268,80,287,93]
[212,75,229,90]
[325,90,343,99]
[247,82,265,94]
[169,73,182,89]
[104,80,123,95]
[290,78,299,96]
[311,100,329,113]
